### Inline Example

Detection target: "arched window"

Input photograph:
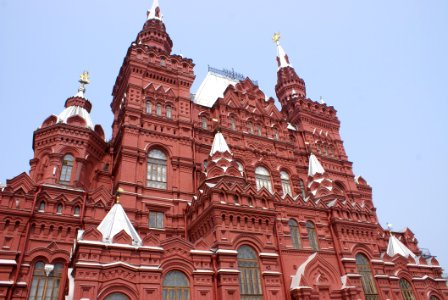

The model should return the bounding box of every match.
[59,154,74,184]
[288,219,301,249]
[430,296,440,300]
[255,166,272,192]
[399,279,416,300]
[201,116,207,129]
[74,206,80,216]
[230,117,236,130]
[166,105,172,119]
[29,261,64,300]
[237,246,263,300]
[146,101,152,114]
[356,254,378,300]
[306,221,319,251]
[147,149,167,189]
[156,103,162,116]
[104,293,129,300]
[38,201,45,212]
[56,203,62,214]
[162,270,190,300]
[298,179,306,199]
[280,171,292,196]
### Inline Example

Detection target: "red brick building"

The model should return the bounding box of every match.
[0,1,446,299]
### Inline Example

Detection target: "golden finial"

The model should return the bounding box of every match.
[116,187,124,204]
[79,71,90,84]
[272,32,281,45]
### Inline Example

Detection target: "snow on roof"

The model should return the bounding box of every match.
[308,153,325,176]
[97,203,142,246]
[386,234,417,261]
[210,132,232,156]
[57,105,94,130]
[193,71,239,108]
[290,252,317,289]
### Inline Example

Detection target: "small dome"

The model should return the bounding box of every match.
[57,104,94,130]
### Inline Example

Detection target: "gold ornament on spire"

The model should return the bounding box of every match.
[79,71,90,84]
[272,32,281,44]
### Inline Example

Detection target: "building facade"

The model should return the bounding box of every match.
[0,1,446,300]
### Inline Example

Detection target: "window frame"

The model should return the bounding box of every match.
[162,270,190,300]
[145,101,152,114]
[355,253,379,300]
[280,170,292,196]
[147,149,167,189]
[149,211,164,229]
[166,105,172,119]
[306,221,319,251]
[255,166,272,193]
[288,219,301,249]
[399,278,416,300]
[28,261,65,300]
[237,245,263,300]
[59,154,74,185]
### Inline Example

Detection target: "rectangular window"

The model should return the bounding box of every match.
[149,211,164,229]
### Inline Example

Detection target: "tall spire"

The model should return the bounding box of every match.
[147,0,163,21]
[273,32,291,69]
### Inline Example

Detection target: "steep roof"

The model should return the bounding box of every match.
[97,203,142,246]
[210,132,232,156]
[308,153,325,176]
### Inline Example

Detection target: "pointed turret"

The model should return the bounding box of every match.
[203,131,242,182]
[273,33,306,108]
[308,153,325,177]
[136,0,173,53]
[97,201,142,246]
[210,131,232,156]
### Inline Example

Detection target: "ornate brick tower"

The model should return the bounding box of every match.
[0,1,447,300]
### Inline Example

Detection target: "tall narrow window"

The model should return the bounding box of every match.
[273,129,279,140]
[38,201,45,212]
[149,211,164,229]
[162,270,190,300]
[238,246,263,300]
[399,279,415,300]
[201,116,207,129]
[29,262,64,300]
[59,154,74,184]
[256,124,262,136]
[288,219,301,249]
[147,149,167,189]
[356,254,378,300]
[255,166,272,192]
[306,221,319,251]
[166,105,172,119]
[230,117,236,130]
[248,123,253,134]
[280,171,292,196]
[236,162,244,176]
[56,203,62,214]
[156,103,162,116]
[146,101,152,114]
[74,206,80,216]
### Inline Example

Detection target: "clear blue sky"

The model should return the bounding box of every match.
[1,1,447,270]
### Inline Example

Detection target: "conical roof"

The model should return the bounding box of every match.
[210,132,232,156]
[147,0,163,20]
[308,153,325,176]
[97,203,142,246]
